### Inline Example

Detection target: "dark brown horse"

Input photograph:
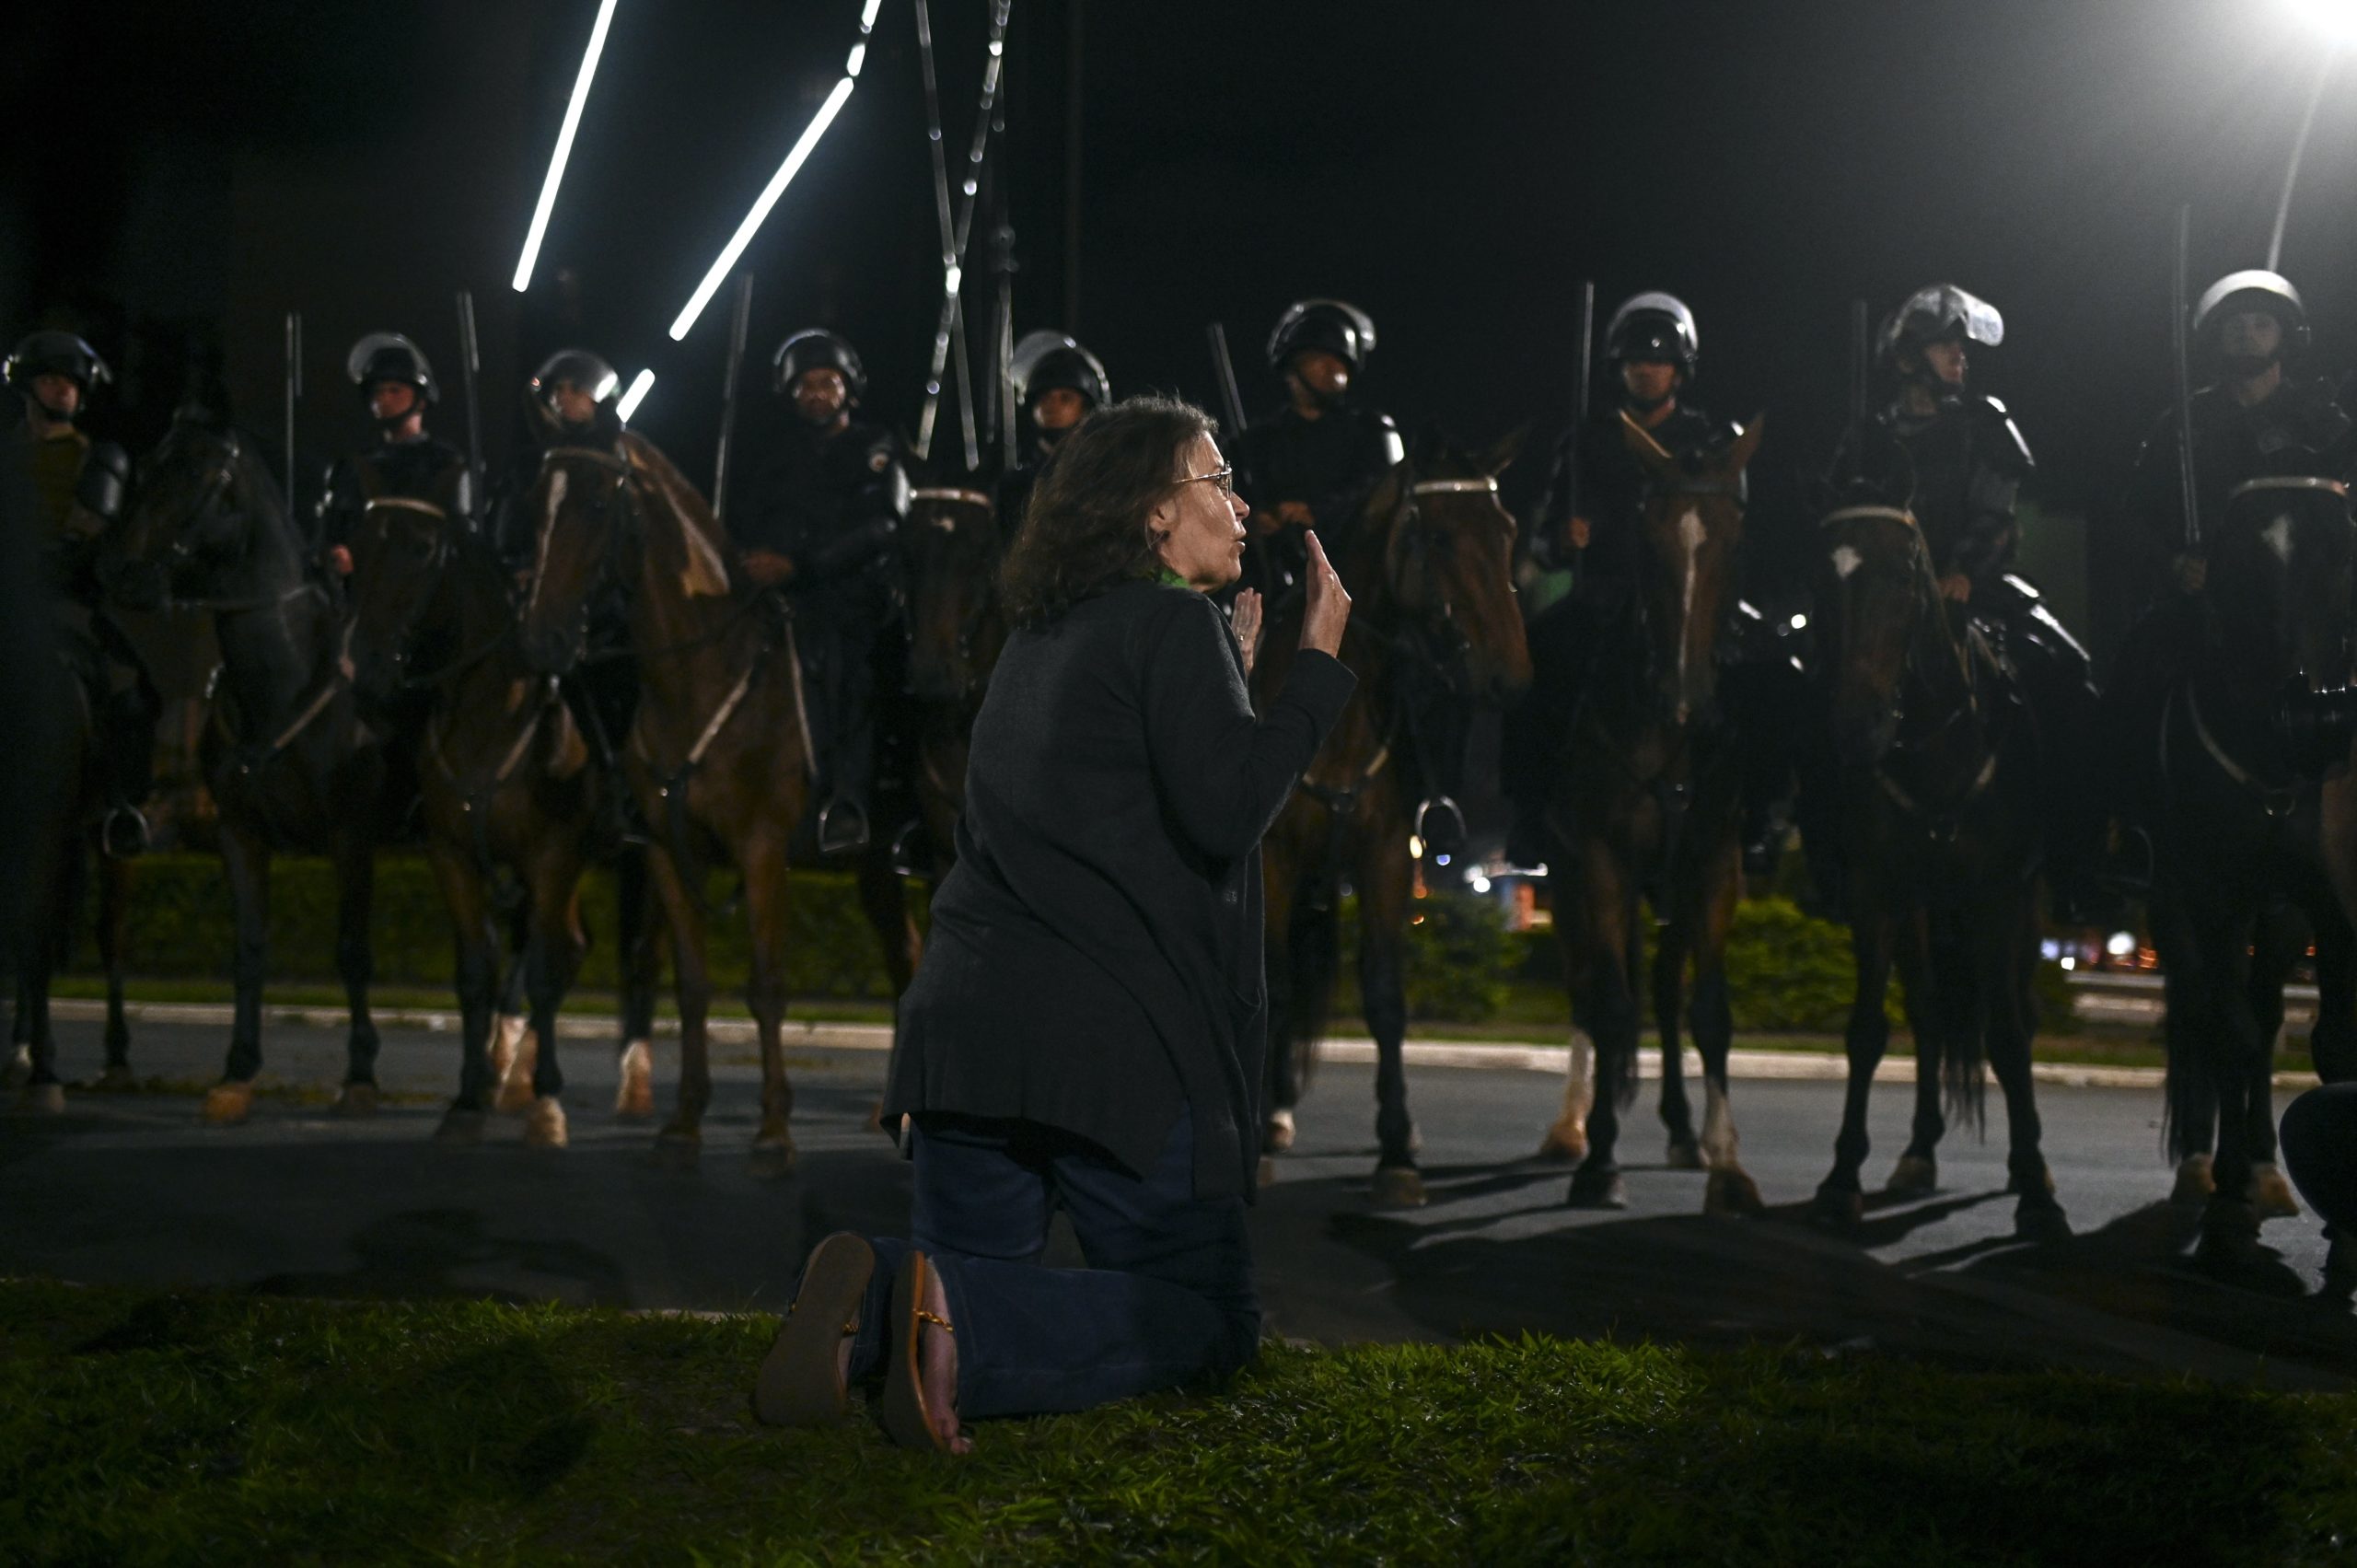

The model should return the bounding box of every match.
[517,437,918,1169]
[2118,475,2357,1259]
[1541,416,1765,1214]
[108,416,390,1122]
[1255,430,1531,1206]
[1804,502,2061,1237]
[899,482,1007,873]
[344,487,604,1147]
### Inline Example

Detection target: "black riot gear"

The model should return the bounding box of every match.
[6,331,111,418]
[529,348,621,408]
[1010,330,1109,415]
[345,331,439,407]
[1876,284,2004,375]
[772,329,867,401]
[1266,299,1377,376]
[1604,292,1700,378]
[75,439,129,523]
[525,348,624,448]
[2192,269,2310,357]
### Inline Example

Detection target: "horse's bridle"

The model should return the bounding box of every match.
[134,429,314,615]
[1380,470,1512,688]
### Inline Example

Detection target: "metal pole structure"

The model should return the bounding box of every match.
[713,272,755,529]
[911,0,1013,467]
[1062,0,1082,331]
[2269,47,2340,273]
[1846,298,1870,432]
[2171,204,2201,553]
[283,310,302,509]
[1563,280,1594,584]
[455,290,485,514]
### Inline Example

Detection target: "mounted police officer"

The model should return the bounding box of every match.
[1236,298,1403,594]
[1503,291,1740,869]
[733,329,911,854]
[7,330,153,857]
[317,332,474,586]
[996,330,1108,534]
[1827,283,2112,922]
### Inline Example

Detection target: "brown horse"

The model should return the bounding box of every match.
[899,482,1007,873]
[517,437,919,1169]
[109,416,391,1123]
[1541,415,1766,1214]
[1804,502,2061,1237]
[1255,429,1531,1206]
[343,486,604,1147]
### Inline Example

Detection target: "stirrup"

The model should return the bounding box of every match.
[101,806,151,861]
[888,819,928,878]
[817,797,871,856]
[1412,796,1466,859]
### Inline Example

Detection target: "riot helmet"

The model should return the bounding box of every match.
[529,347,621,432]
[772,329,866,401]
[346,331,437,430]
[2192,270,2310,369]
[1011,331,1109,412]
[1266,299,1377,377]
[1876,285,2003,378]
[6,330,110,424]
[1604,292,1700,378]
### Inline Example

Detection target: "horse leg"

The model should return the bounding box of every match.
[645,840,712,1159]
[487,905,532,1106]
[854,848,920,1133]
[1655,920,1701,1169]
[2194,898,2270,1260]
[1567,850,1636,1208]
[1815,900,1898,1230]
[95,851,134,1087]
[614,842,660,1120]
[204,820,271,1124]
[2239,904,2308,1219]
[742,825,796,1178]
[1986,880,2063,1237]
[1259,864,1303,1175]
[2150,883,2217,1202]
[2308,895,2357,1086]
[1691,836,1760,1216]
[1888,911,1945,1195]
[16,840,75,1111]
[1356,833,1422,1208]
[425,841,497,1143]
[521,838,589,1152]
[329,824,381,1116]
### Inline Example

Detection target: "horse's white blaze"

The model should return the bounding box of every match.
[1676,506,1705,720]
[2264,512,2296,563]
[1831,544,1862,580]
[1701,1076,1738,1168]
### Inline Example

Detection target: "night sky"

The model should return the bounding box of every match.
[12,0,2356,654]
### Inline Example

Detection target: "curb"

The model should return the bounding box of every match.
[50,998,2291,1089]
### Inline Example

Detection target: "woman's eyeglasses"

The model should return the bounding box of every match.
[1177,464,1236,497]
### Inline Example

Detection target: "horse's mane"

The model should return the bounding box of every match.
[618,430,732,598]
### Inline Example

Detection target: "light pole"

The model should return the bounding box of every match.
[2272,0,2353,271]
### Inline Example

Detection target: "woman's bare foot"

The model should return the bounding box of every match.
[917,1264,968,1455]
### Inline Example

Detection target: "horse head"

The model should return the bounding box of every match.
[2206,476,2357,693]
[1373,426,1533,703]
[1812,503,1947,768]
[109,414,290,612]
[1624,412,1761,729]
[902,482,1003,704]
[516,445,640,677]
[343,492,462,708]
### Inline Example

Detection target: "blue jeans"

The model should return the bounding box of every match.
[847,1109,1260,1420]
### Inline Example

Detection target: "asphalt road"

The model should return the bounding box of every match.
[7,1017,2356,1388]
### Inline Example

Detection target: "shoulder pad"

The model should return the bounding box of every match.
[1368,410,1405,467]
[1979,395,2034,474]
[76,441,130,520]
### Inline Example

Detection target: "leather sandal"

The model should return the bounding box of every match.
[880,1250,958,1452]
[753,1232,875,1426]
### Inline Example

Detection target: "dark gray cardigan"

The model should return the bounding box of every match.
[883,579,1355,1198]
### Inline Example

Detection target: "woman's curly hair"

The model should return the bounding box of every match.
[999,394,1216,629]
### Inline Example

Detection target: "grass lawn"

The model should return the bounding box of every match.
[5,1278,2355,1565]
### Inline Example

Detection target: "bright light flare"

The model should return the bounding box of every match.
[2289,0,2357,44]
[616,368,656,422]
[514,0,623,293]
[668,75,857,340]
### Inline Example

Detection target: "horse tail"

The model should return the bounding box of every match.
[1933,915,1989,1132]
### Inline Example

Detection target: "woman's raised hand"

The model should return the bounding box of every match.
[1230,587,1263,679]
[1299,530,1352,657]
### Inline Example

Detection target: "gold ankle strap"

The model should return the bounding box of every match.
[916,1309,954,1334]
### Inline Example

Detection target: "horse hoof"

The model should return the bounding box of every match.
[1566,1166,1628,1210]
[435,1107,487,1144]
[1666,1137,1706,1171]
[749,1133,796,1179]
[613,1040,655,1120]
[1705,1166,1766,1218]
[654,1124,702,1168]
[333,1082,379,1119]
[1257,1155,1278,1189]
[493,1029,540,1115]
[1407,1121,1423,1156]
[1264,1109,1296,1154]
[18,1082,65,1115]
[2196,1199,2261,1265]
[1372,1165,1427,1209]
[95,1063,137,1092]
[2249,1163,2301,1221]
[1810,1186,1864,1234]
[2009,1163,2058,1201]
[526,1097,570,1150]
[1536,1121,1589,1164]
[202,1081,255,1125]
[2171,1154,2216,1206]
[2,1043,29,1089]
[1886,1155,1938,1196]
[2014,1194,2072,1243]
[488,1014,526,1086]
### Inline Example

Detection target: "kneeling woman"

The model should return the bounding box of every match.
[754,394,1354,1452]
